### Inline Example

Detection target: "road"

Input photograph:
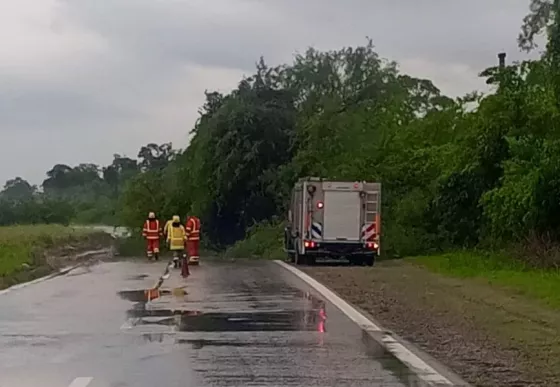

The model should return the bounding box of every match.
[0,259,423,387]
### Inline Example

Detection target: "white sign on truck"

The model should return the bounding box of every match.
[284,177,381,266]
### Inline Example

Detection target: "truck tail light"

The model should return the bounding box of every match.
[366,242,379,250]
[304,240,316,248]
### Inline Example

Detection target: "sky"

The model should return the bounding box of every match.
[0,0,542,185]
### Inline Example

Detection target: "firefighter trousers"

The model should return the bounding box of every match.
[146,239,160,256]
[186,239,199,262]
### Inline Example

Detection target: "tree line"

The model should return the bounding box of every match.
[0,143,175,226]
[4,1,560,264]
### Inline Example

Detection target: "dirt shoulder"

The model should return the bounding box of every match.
[0,230,114,290]
[302,260,560,387]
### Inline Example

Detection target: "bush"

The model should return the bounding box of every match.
[225,221,285,259]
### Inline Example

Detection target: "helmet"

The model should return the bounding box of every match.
[172,215,180,223]
[148,212,155,219]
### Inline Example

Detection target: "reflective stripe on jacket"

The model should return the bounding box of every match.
[185,216,201,241]
[143,219,160,239]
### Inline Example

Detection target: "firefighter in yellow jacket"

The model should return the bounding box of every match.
[163,217,173,241]
[166,215,187,270]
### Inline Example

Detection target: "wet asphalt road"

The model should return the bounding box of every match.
[0,259,417,387]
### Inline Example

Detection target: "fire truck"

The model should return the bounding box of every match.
[284,177,381,266]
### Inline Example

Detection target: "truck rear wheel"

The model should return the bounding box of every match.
[365,256,374,267]
[295,249,307,265]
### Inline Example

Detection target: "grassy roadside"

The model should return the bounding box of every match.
[0,225,113,289]
[414,251,560,309]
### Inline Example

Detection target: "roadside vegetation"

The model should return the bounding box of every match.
[414,251,560,308]
[0,225,112,289]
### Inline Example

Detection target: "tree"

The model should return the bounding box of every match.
[137,143,175,172]
[518,0,555,52]
[1,177,36,200]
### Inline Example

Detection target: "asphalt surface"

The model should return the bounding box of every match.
[0,259,421,387]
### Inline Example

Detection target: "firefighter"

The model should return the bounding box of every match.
[142,212,162,260]
[185,214,201,265]
[167,215,188,275]
[163,217,173,241]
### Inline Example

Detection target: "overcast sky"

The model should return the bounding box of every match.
[0,0,541,185]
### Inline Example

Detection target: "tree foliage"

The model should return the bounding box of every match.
[0,145,168,226]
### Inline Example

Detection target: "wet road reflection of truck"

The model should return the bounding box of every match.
[284,177,381,266]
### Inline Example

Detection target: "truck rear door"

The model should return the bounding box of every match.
[322,190,361,241]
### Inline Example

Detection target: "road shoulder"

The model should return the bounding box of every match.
[299,259,560,387]
[276,260,470,387]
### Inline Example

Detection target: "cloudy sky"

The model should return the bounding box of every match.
[0,0,541,185]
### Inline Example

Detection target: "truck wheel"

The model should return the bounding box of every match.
[365,256,374,267]
[288,253,295,263]
[307,255,316,265]
[295,250,307,265]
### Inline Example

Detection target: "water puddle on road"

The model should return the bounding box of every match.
[118,289,171,302]
[125,274,150,280]
[116,284,427,386]
[117,288,327,333]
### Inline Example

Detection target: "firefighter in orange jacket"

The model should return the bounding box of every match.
[185,215,201,265]
[142,212,162,260]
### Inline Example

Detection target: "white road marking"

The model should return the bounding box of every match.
[68,377,93,387]
[275,260,455,386]
[0,270,65,296]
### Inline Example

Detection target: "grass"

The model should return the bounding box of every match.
[413,250,560,308]
[0,224,100,277]
[224,221,285,259]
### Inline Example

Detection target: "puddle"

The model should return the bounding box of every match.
[128,309,327,332]
[176,338,326,349]
[118,289,171,303]
[126,274,149,280]
[118,287,327,333]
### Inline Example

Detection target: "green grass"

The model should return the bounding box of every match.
[414,251,560,308]
[0,225,98,277]
[225,221,285,259]
[113,234,145,257]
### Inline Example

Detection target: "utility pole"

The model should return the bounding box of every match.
[498,52,506,68]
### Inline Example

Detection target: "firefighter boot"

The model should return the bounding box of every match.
[173,254,179,269]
